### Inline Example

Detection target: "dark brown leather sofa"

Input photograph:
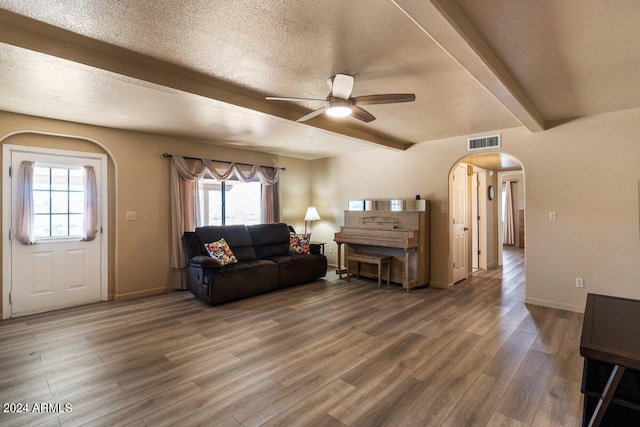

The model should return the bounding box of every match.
[183,223,327,305]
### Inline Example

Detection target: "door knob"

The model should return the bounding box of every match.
[463,227,469,231]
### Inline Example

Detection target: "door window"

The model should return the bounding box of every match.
[33,165,85,239]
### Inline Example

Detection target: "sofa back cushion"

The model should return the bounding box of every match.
[195,225,257,261]
[247,223,290,259]
[183,231,207,261]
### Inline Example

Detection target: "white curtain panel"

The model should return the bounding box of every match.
[82,166,99,241]
[15,161,36,245]
[504,181,515,245]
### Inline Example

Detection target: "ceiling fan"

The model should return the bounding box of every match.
[265,74,416,123]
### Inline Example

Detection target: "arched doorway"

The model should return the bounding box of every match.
[448,152,524,285]
[2,131,115,319]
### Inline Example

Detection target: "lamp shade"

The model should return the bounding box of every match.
[304,207,321,221]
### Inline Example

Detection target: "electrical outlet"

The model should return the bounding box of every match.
[329,247,333,254]
[126,211,136,221]
[549,211,557,221]
[576,278,584,288]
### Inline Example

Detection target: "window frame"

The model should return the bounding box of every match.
[32,163,86,241]
[200,177,261,226]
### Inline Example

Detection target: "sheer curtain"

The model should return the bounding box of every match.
[15,161,36,245]
[82,166,99,241]
[503,180,515,245]
[170,157,208,272]
[261,183,280,224]
[169,156,281,288]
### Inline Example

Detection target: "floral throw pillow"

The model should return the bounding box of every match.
[204,238,238,265]
[289,233,311,254]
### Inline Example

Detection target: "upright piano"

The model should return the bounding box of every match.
[334,200,430,290]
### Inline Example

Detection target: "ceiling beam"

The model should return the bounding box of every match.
[392,0,545,132]
[0,10,412,151]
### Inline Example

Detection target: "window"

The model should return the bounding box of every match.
[32,165,85,238]
[200,178,261,226]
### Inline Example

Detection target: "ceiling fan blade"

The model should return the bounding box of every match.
[331,74,354,99]
[297,107,326,122]
[351,105,376,123]
[266,96,325,102]
[352,93,416,105]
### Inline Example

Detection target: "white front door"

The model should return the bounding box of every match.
[6,147,106,317]
[452,164,468,283]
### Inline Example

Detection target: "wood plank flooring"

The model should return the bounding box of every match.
[0,247,585,426]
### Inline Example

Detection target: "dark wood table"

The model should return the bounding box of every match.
[580,293,640,426]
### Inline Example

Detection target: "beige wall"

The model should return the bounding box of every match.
[310,107,640,312]
[0,111,311,315]
[3,107,639,316]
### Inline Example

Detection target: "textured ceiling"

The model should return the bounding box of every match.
[0,0,638,161]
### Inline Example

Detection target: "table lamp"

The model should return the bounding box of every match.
[304,207,321,233]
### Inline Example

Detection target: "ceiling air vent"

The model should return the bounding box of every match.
[467,134,501,151]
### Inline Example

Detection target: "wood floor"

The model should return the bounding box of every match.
[0,247,585,427]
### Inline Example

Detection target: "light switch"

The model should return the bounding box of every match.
[126,211,136,221]
[548,211,557,221]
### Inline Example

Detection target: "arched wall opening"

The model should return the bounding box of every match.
[447,152,525,288]
[0,130,117,318]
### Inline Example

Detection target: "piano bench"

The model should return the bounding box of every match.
[346,253,392,288]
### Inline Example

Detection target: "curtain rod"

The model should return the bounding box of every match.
[162,153,285,171]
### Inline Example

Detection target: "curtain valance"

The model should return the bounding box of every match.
[170,156,281,185]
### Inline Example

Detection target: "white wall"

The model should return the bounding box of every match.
[311,107,640,312]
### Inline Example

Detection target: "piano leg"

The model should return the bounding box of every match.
[403,249,410,289]
[336,243,347,278]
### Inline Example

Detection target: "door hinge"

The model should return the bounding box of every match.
[100,227,103,234]
[478,250,481,255]
[453,262,456,268]
[8,229,11,240]
[9,292,12,304]
[477,215,481,221]
[9,166,12,177]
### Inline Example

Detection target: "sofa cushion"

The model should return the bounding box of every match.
[206,259,279,304]
[247,223,290,259]
[183,232,207,260]
[204,238,238,266]
[268,253,328,288]
[195,225,257,261]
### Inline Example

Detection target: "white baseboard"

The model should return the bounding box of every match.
[525,296,584,313]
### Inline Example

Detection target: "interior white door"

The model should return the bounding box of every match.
[471,171,479,270]
[10,150,103,317]
[452,164,468,283]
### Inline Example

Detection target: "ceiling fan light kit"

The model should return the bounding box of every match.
[266,73,416,123]
[325,98,352,117]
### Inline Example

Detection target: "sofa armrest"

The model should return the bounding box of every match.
[189,256,223,268]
